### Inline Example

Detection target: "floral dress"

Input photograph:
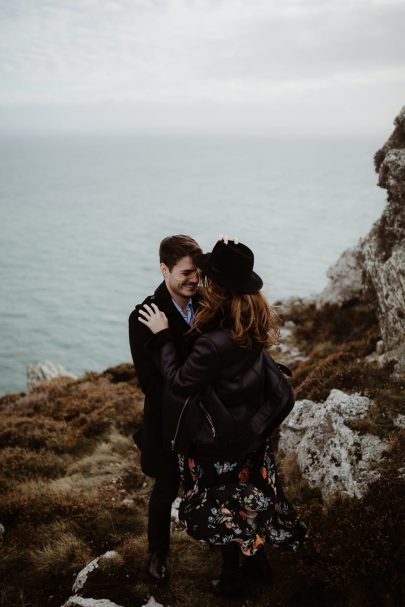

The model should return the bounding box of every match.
[178,440,306,555]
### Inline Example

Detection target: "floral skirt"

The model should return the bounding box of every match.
[178,441,306,555]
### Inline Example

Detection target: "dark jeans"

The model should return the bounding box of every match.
[148,453,180,553]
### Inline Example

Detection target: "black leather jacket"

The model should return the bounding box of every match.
[146,327,269,454]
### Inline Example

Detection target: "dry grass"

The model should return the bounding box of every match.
[0,367,147,606]
[281,300,380,352]
[29,530,93,578]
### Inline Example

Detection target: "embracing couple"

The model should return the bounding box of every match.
[128,234,305,597]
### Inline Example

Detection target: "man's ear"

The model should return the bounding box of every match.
[160,262,168,277]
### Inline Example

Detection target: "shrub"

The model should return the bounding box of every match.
[296,474,405,605]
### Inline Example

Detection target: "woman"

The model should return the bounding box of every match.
[139,237,305,596]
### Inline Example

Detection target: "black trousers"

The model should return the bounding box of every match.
[148,453,180,553]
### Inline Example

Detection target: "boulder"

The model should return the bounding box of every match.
[72,551,119,593]
[271,299,309,368]
[26,361,77,390]
[0,522,4,544]
[394,414,405,430]
[171,496,181,522]
[316,246,364,307]
[141,598,164,607]
[278,389,388,502]
[62,598,124,607]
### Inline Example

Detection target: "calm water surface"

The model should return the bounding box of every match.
[0,132,386,394]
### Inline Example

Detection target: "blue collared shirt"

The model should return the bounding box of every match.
[172,298,195,326]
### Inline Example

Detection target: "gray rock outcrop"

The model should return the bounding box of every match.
[316,246,364,307]
[27,361,77,391]
[278,389,388,502]
[62,598,124,607]
[72,551,119,594]
[141,598,164,607]
[317,107,405,370]
[271,319,308,368]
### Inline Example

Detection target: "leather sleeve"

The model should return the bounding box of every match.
[145,329,220,396]
[128,307,162,396]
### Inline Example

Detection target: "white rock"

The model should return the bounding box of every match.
[316,246,364,308]
[284,320,296,330]
[376,340,385,355]
[121,497,135,507]
[62,597,124,607]
[394,414,405,429]
[361,239,405,368]
[171,497,181,522]
[274,296,315,317]
[0,523,5,544]
[72,551,118,593]
[272,321,307,366]
[141,597,164,607]
[278,389,388,501]
[279,326,293,341]
[27,361,76,390]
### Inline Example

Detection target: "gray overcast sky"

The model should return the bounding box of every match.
[0,0,404,134]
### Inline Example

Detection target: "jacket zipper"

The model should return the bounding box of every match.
[171,395,192,451]
[171,397,217,451]
[198,402,216,438]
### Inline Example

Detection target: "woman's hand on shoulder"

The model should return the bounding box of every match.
[138,303,169,334]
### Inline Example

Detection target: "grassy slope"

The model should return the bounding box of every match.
[0,303,404,607]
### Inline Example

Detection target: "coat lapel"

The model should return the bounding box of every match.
[153,281,200,334]
[152,281,200,354]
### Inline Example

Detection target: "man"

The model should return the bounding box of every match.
[128,234,202,582]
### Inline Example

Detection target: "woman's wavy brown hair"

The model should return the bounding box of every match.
[193,276,280,348]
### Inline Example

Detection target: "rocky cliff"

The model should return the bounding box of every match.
[276,108,404,508]
[318,106,405,372]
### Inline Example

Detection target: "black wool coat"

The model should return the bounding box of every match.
[128,281,199,476]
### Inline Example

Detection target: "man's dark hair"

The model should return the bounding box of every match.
[159,234,202,270]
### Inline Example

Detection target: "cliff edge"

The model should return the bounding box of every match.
[318,106,405,371]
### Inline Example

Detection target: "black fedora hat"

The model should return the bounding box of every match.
[196,239,263,293]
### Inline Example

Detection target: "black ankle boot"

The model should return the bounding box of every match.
[211,544,245,596]
[148,551,168,582]
[211,568,245,596]
[241,548,272,581]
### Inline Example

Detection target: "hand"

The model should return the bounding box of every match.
[138,303,169,334]
[219,234,239,245]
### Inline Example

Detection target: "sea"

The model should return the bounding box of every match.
[0,132,387,395]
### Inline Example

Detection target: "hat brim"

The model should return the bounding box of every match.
[195,252,263,294]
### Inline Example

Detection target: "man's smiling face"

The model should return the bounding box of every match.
[161,255,199,305]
